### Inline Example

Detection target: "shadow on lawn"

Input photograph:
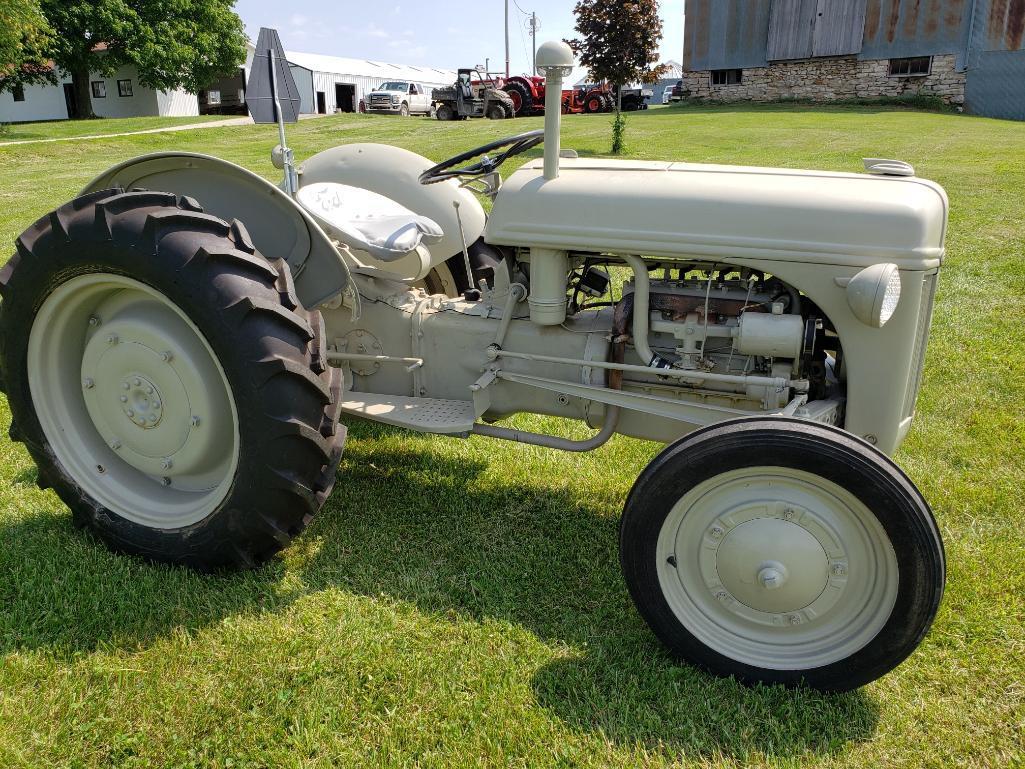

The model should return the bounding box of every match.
[0,420,878,759]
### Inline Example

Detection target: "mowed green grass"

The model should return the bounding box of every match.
[0,105,1023,768]
[0,114,228,143]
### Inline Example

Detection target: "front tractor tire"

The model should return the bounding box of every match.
[0,189,346,571]
[620,418,945,691]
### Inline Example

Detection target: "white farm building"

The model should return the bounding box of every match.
[1,44,455,123]
[272,51,456,115]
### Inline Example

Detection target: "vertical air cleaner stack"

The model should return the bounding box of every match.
[529,40,577,326]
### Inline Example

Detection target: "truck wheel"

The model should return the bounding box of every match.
[485,103,506,120]
[0,188,345,571]
[399,102,409,117]
[436,103,454,121]
[620,417,944,691]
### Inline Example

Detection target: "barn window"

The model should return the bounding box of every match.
[117,79,133,97]
[889,57,932,77]
[91,81,106,98]
[13,84,25,102]
[711,69,743,86]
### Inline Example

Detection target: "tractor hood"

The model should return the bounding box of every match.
[485,158,948,270]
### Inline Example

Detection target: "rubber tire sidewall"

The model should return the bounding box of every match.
[620,417,945,692]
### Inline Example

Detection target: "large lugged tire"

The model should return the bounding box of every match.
[0,188,345,571]
[620,417,945,691]
[504,80,533,117]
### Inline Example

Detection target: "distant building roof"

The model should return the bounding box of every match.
[283,50,456,85]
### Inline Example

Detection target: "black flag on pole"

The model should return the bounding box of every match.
[247,27,301,124]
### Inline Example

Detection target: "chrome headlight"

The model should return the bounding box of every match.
[843,263,902,328]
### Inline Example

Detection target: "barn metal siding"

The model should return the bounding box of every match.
[813,0,871,55]
[683,0,772,71]
[964,0,1025,117]
[860,0,973,60]
[965,48,1025,117]
[767,0,818,59]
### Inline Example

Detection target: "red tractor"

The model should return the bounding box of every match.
[503,75,614,117]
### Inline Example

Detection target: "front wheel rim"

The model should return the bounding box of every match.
[28,273,241,529]
[656,466,899,670]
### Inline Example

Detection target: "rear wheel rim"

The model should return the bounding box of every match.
[28,273,240,529]
[656,466,899,670]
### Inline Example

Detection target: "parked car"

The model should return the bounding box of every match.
[365,81,432,116]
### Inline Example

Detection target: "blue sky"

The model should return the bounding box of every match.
[234,0,685,74]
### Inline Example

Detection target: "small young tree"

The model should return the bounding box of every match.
[570,0,667,153]
[3,0,248,119]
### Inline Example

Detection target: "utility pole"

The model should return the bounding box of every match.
[504,0,510,78]
[530,12,538,75]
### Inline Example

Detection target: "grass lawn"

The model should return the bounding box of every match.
[1,104,1023,768]
[0,114,229,143]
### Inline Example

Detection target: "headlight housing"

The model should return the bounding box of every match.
[843,263,902,328]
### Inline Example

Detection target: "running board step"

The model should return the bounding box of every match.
[338,394,476,434]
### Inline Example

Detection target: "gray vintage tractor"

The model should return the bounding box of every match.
[433,69,514,121]
[0,34,946,692]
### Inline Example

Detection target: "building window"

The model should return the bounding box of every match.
[117,79,133,97]
[91,81,106,98]
[711,69,743,86]
[889,57,932,77]
[13,84,25,102]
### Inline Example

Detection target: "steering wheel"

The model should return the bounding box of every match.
[419,129,544,185]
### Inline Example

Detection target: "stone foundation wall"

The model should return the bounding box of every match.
[683,54,965,105]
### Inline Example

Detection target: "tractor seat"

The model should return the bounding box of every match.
[296,182,443,263]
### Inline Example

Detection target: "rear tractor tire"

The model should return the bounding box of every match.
[436,103,454,121]
[486,103,506,120]
[505,80,533,117]
[620,417,945,691]
[0,188,346,571]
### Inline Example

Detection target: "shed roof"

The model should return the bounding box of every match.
[284,50,456,84]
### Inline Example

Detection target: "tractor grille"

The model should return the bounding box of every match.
[369,95,393,108]
[902,271,939,419]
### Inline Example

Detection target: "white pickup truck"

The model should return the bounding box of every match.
[364,81,432,116]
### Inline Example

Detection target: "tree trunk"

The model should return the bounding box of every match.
[70,63,96,119]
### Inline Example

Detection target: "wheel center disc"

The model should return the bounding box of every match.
[120,374,164,428]
[715,517,829,614]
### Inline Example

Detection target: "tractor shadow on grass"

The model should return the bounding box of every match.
[0,420,879,760]
[297,422,882,760]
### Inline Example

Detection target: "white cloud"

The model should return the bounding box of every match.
[289,13,309,27]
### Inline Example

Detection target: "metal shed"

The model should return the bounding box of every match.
[284,51,455,114]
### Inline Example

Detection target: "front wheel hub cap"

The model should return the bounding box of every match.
[714,518,829,614]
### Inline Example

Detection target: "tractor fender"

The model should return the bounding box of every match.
[82,152,353,309]
[296,143,487,265]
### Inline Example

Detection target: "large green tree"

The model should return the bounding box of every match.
[570,0,667,152]
[0,0,52,87]
[3,0,247,119]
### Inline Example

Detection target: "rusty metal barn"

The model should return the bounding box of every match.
[682,0,1025,120]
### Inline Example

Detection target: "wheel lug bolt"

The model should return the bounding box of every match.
[832,564,847,577]
[120,395,128,403]
[107,334,119,345]
[161,351,173,362]
[161,458,173,470]
[788,615,801,625]
[88,315,101,327]
[191,416,201,427]
[110,440,121,450]
[710,526,724,539]
[133,378,141,386]
[82,378,94,389]
[148,415,157,423]
[161,477,171,486]
[146,386,153,395]
[783,508,795,520]
[716,590,729,602]
[122,382,130,390]
[126,409,134,417]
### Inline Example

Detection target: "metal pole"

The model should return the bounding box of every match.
[269,48,296,196]
[542,66,563,179]
[504,0,510,78]
[531,13,537,76]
